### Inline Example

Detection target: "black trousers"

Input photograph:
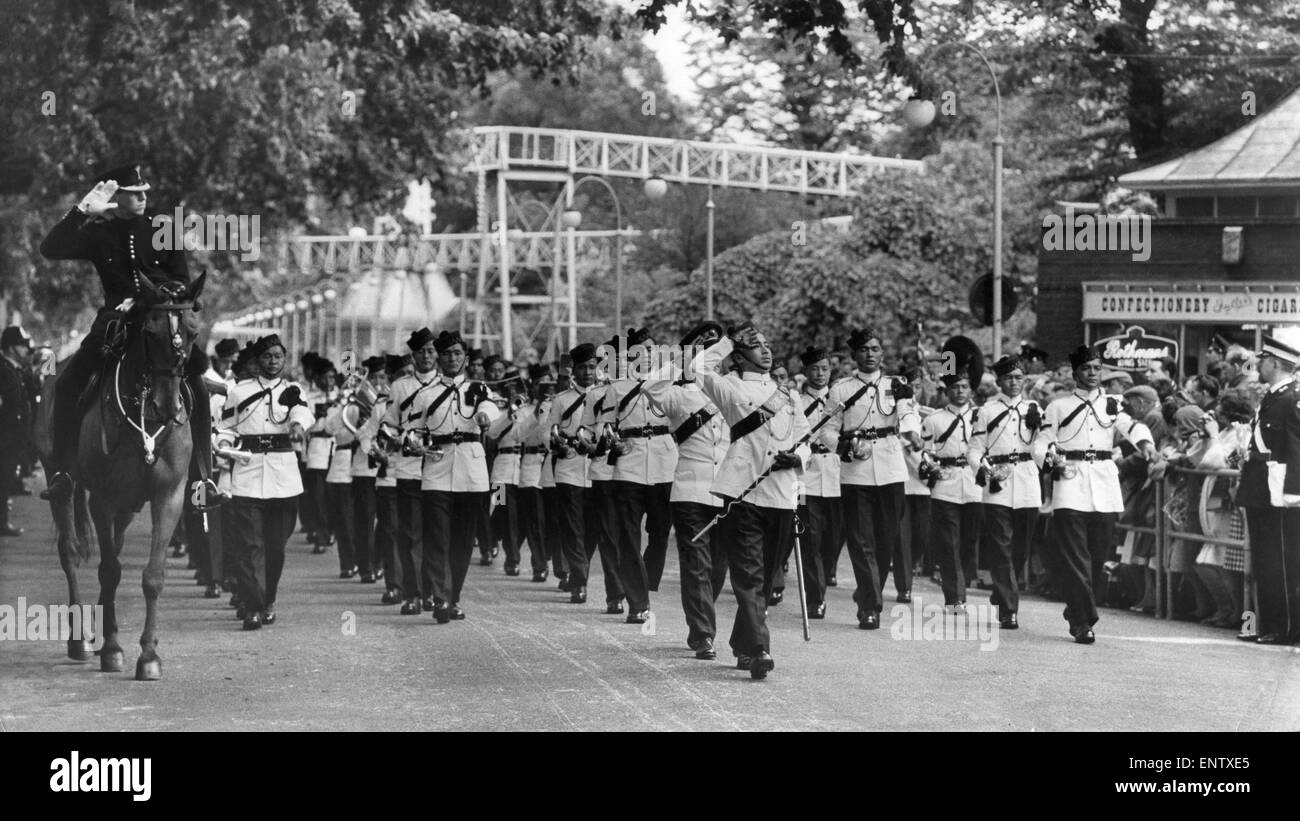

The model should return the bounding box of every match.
[555,484,589,586]
[423,490,482,605]
[819,495,845,584]
[325,481,356,573]
[587,481,624,603]
[297,461,319,534]
[720,500,790,657]
[983,505,1037,615]
[792,496,839,608]
[494,484,522,568]
[0,450,17,530]
[228,496,298,613]
[841,483,904,614]
[610,481,671,611]
[183,458,220,585]
[903,494,932,574]
[476,490,492,558]
[351,476,377,576]
[518,487,549,574]
[305,469,332,546]
[542,486,566,577]
[1048,509,1116,631]
[396,479,432,600]
[931,499,983,605]
[1244,506,1300,640]
[375,484,400,591]
[673,501,728,644]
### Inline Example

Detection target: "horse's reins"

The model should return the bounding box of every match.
[113,302,191,465]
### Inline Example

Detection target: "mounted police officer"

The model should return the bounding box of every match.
[39,163,215,503]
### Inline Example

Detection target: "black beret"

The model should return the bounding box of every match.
[234,342,257,369]
[251,334,285,357]
[626,326,653,347]
[992,355,1023,377]
[384,354,409,374]
[1020,342,1049,362]
[467,347,484,361]
[1068,345,1101,369]
[799,345,829,367]
[407,327,435,351]
[848,328,880,350]
[361,355,385,372]
[941,370,972,388]
[529,364,553,382]
[483,354,503,369]
[433,330,466,353]
[315,358,336,374]
[569,343,598,365]
[681,321,724,348]
[214,338,240,358]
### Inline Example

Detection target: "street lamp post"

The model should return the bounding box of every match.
[705,181,716,320]
[903,42,1005,360]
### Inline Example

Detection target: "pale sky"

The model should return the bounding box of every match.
[633,3,701,104]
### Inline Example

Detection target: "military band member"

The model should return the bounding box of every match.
[828,328,921,629]
[303,356,339,554]
[902,367,935,587]
[1040,345,1158,644]
[643,322,730,658]
[324,401,359,579]
[692,322,810,678]
[344,356,387,585]
[921,369,982,610]
[405,330,499,623]
[784,345,841,618]
[379,329,441,615]
[365,354,409,602]
[968,355,1046,628]
[598,327,678,624]
[1236,337,1300,644]
[582,356,626,614]
[539,388,565,590]
[486,372,526,576]
[519,369,556,582]
[216,334,315,631]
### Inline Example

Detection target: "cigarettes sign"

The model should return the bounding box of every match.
[1094,326,1179,373]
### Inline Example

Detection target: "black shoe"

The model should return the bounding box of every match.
[782,562,788,573]
[735,655,752,670]
[340,566,358,579]
[400,599,421,615]
[478,554,492,566]
[381,589,402,605]
[605,601,624,615]
[40,472,73,501]
[359,572,376,584]
[767,589,784,607]
[433,605,451,624]
[570,586,587,604]
[171,542,187,558]
[203,583,222,599]
[422,597,435,612]
[505,563,520,576]
[532,570,548,583]
[896,590,912,604]
[242,613,262,631]
[557,574,571,592]
[261,606,276,626]
[827,575,837,587]
[1000,613,1019,630]
[810,602,826,619]
[626,610,649,624]
[449,604,465,621]
[691,638,716,660]
[311,544,328,555]
[749,650,775,680]
[1073,627,1095,644]
[491,546,500,558]
[857,611,880,630]
[0,525,23,537]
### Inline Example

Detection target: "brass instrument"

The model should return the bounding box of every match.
[340,377,380,434]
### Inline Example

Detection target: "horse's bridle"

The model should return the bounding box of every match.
[115,299,194,464]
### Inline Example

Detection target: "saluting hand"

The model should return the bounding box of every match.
[78,180,119,216]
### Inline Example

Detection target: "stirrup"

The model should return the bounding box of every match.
[193,478,228,512]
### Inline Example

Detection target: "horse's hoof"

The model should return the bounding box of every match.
[100,649,125,673]
[67,639,92,661]
[134,657,161,681]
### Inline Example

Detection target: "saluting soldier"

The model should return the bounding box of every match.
[1040,345,1159,644]
[692,322,810,679]
[38,163,215,503]
[598,327,678,624]
[828,328,921,630]
[378,329,441,615]
[642,322,730,658]
[968,355,1046,628]
[920,365,982,610]
[1236,337,1300,645]
[216,334,315,630]
[408,330,499,623]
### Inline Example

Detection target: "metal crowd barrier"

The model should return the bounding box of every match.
[1114,465,1251,620]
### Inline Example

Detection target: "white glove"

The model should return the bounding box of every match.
[77,180,119,216]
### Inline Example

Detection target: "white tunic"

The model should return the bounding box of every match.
[797,387,841,498]
[582,385,616,484]
[379,369,440,483]
[643,376,730,507]
[352,395,390,484]
[548,386,593,489]
[829,369,921,487]
[692,338,811,510]
[598,379,678,485]
[518,400,552,490]
[216,377,315,499]
[487,406,527,486]
[967,393,1046,509]
[1041,388,1154,513]
[322,406,354,484]
[408,373,499,493]
[303,385,337,470]
[921,403,981,505]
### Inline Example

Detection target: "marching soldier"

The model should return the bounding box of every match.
[216,334,315,630]
[920,361,983,610]
[968,355,1047,628]
[302,355,339,555]
[38,163,215,503]
[360,354,407,603]
[485,371,527,576]
[1236,337,1300,644]
[901,366,935,586]
[519,368,556,583]
[598,327,678,624]
[1040,345,1159,643]
[344,355,388,585]
[0,326,33,536]
[581,355,626,614]
[643,322,731,658]
[323,400,359,579]
[692,322,810,678]
[379,329,441,615]
[406,330,498,623]
[828,328,921,629]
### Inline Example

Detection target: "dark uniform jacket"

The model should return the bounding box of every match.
[39,209,190,310]
[1239,379,1300,506]
[0,355,31,448]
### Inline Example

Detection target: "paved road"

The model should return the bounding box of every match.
[2,490,1297,732]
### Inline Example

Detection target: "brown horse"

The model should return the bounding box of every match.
[35,273,207,680]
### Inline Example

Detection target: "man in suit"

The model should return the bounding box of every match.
[0,326,33,536]
[38,163,214,502]
[1236,336,1300,645]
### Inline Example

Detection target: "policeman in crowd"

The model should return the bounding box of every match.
[0,326,34,537]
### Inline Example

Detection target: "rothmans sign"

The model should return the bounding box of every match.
[1082,281,1300,324]
[1095,326,1179,373]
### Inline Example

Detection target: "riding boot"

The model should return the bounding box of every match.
[42,347,98,500]
[186,371,222,506]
